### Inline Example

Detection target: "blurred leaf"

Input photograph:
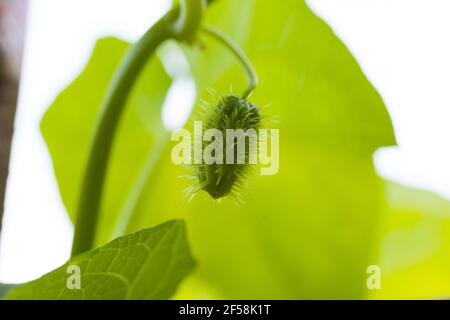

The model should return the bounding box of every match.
[41,37,172,244]
[371,183,450,299]
[7,220,195,300]
[127,0,396,299]
[0,284,16,299]
[44,0,447,300]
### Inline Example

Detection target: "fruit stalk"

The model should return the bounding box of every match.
[200,25,259,99]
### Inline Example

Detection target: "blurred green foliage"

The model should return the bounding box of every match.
[36,0,450,299]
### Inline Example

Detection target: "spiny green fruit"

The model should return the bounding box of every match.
[193,94,261,200]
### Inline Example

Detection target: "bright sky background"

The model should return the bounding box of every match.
[0,0,449,283]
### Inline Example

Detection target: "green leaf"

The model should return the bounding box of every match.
[0,284,17,299]
[43,0,395,299]
[6,220,195,300]
[127,0,396,299]
[41,0,450,299]
[371,183,450,299]
[41,37,172,244]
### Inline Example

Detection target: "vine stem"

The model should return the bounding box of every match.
[200,25,259,99]
[71,0,205,257]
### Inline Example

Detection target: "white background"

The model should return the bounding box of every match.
[0,0,449,283]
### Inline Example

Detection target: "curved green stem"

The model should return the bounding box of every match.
[200,25,259,99]
[71,0,205,257]
[172,0,206,40]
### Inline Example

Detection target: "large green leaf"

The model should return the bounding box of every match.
[43,0,394,299]
[7,220,195,300]
[126,0,395,299]
[41,0,450,299]
[0,284,16,299]
[41,37,172,244]
[371,183,450,299]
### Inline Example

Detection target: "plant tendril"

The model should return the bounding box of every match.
[200,25,259,99]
